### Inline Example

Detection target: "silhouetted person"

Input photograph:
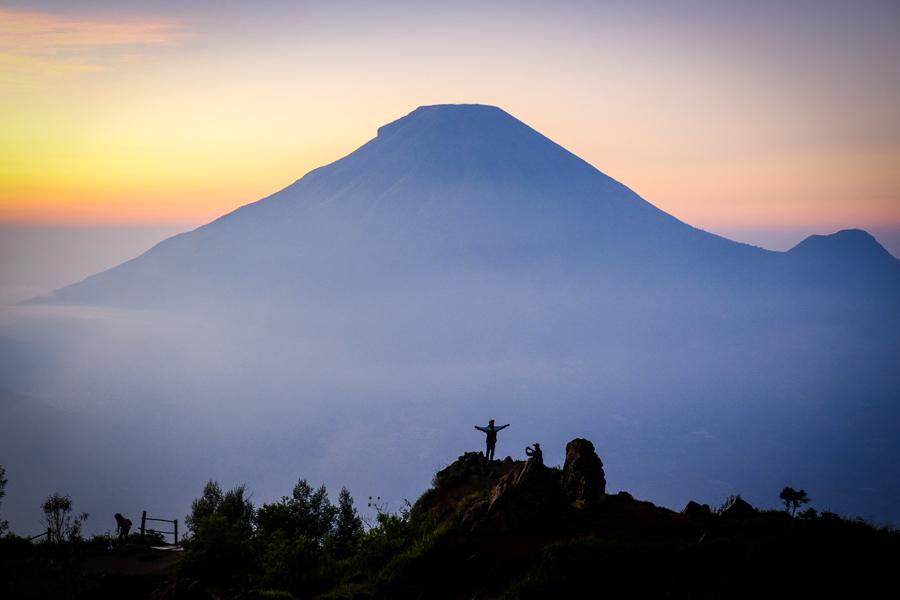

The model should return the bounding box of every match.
[114,513,132,542]
[525,442,543,465]
[475,419,509,461]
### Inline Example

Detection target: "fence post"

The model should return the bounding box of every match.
[174,520,179,545]
[141,510,147,540]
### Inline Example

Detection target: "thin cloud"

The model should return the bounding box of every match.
[0,8,186,75]
[0,8,185,51]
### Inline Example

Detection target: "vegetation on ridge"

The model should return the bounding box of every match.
[0,449,898,599]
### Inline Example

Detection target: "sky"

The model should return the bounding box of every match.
[1,0,900,255]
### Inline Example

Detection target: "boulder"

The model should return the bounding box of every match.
[432,451,489,489]
[561,438,606,505]
[681,500,713,519]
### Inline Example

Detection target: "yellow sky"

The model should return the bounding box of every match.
[1,3,899,233]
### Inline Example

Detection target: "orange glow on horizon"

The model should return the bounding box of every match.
[1,5,898,234]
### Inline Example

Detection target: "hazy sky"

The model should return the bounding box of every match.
[2,1,899,247]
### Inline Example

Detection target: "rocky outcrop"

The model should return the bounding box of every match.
[432,452,491,489]
[682,500,713,519]
[415,438,610,533]
[413,451,521,527]
[477,460,564,532]
[720,497,757,520]
[561,438,606,506]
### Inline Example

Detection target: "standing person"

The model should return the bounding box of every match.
[114,513,132,543]
[525,442,543,465]
[475,419,509,461]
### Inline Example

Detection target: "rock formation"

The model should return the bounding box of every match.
[479,459,564,531]
[681,500,713,519]
[720,496,757,520]
[561,438,606,506]
[415,438,611,533]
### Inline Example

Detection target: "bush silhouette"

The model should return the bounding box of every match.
[0,465,7,535]
[255,479,366,596]
[181,476,369,596]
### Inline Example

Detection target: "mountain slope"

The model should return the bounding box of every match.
[40,104,787,308]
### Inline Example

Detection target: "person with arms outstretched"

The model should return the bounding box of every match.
[475,419,509,461]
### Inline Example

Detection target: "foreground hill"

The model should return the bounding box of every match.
[4,441,896,599]
[336,441,898,599]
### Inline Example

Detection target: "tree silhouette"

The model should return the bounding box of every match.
[779,487,810,517]
[186,480,225,533]
[41,492,88,543]
[184,480,255,580]
[333,487,364,557]
[257,478,339,547]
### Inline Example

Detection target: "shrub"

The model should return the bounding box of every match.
[260,531,324,595]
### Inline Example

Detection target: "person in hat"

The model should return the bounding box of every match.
[525,442,543,465]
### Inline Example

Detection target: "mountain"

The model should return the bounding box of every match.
[37,104,821,309]
[8,104,900,528]
[37,104,900,309]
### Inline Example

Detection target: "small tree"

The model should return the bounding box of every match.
[0,465,8,535]
[184,480,255,581]
[42,492,88,543]
[332,487,364,557]
[779,486,810,517]
[186,480,225,533]
[291,479,337,545]
[257,478,337,546]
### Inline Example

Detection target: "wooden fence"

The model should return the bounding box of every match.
[139,510,179,544]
